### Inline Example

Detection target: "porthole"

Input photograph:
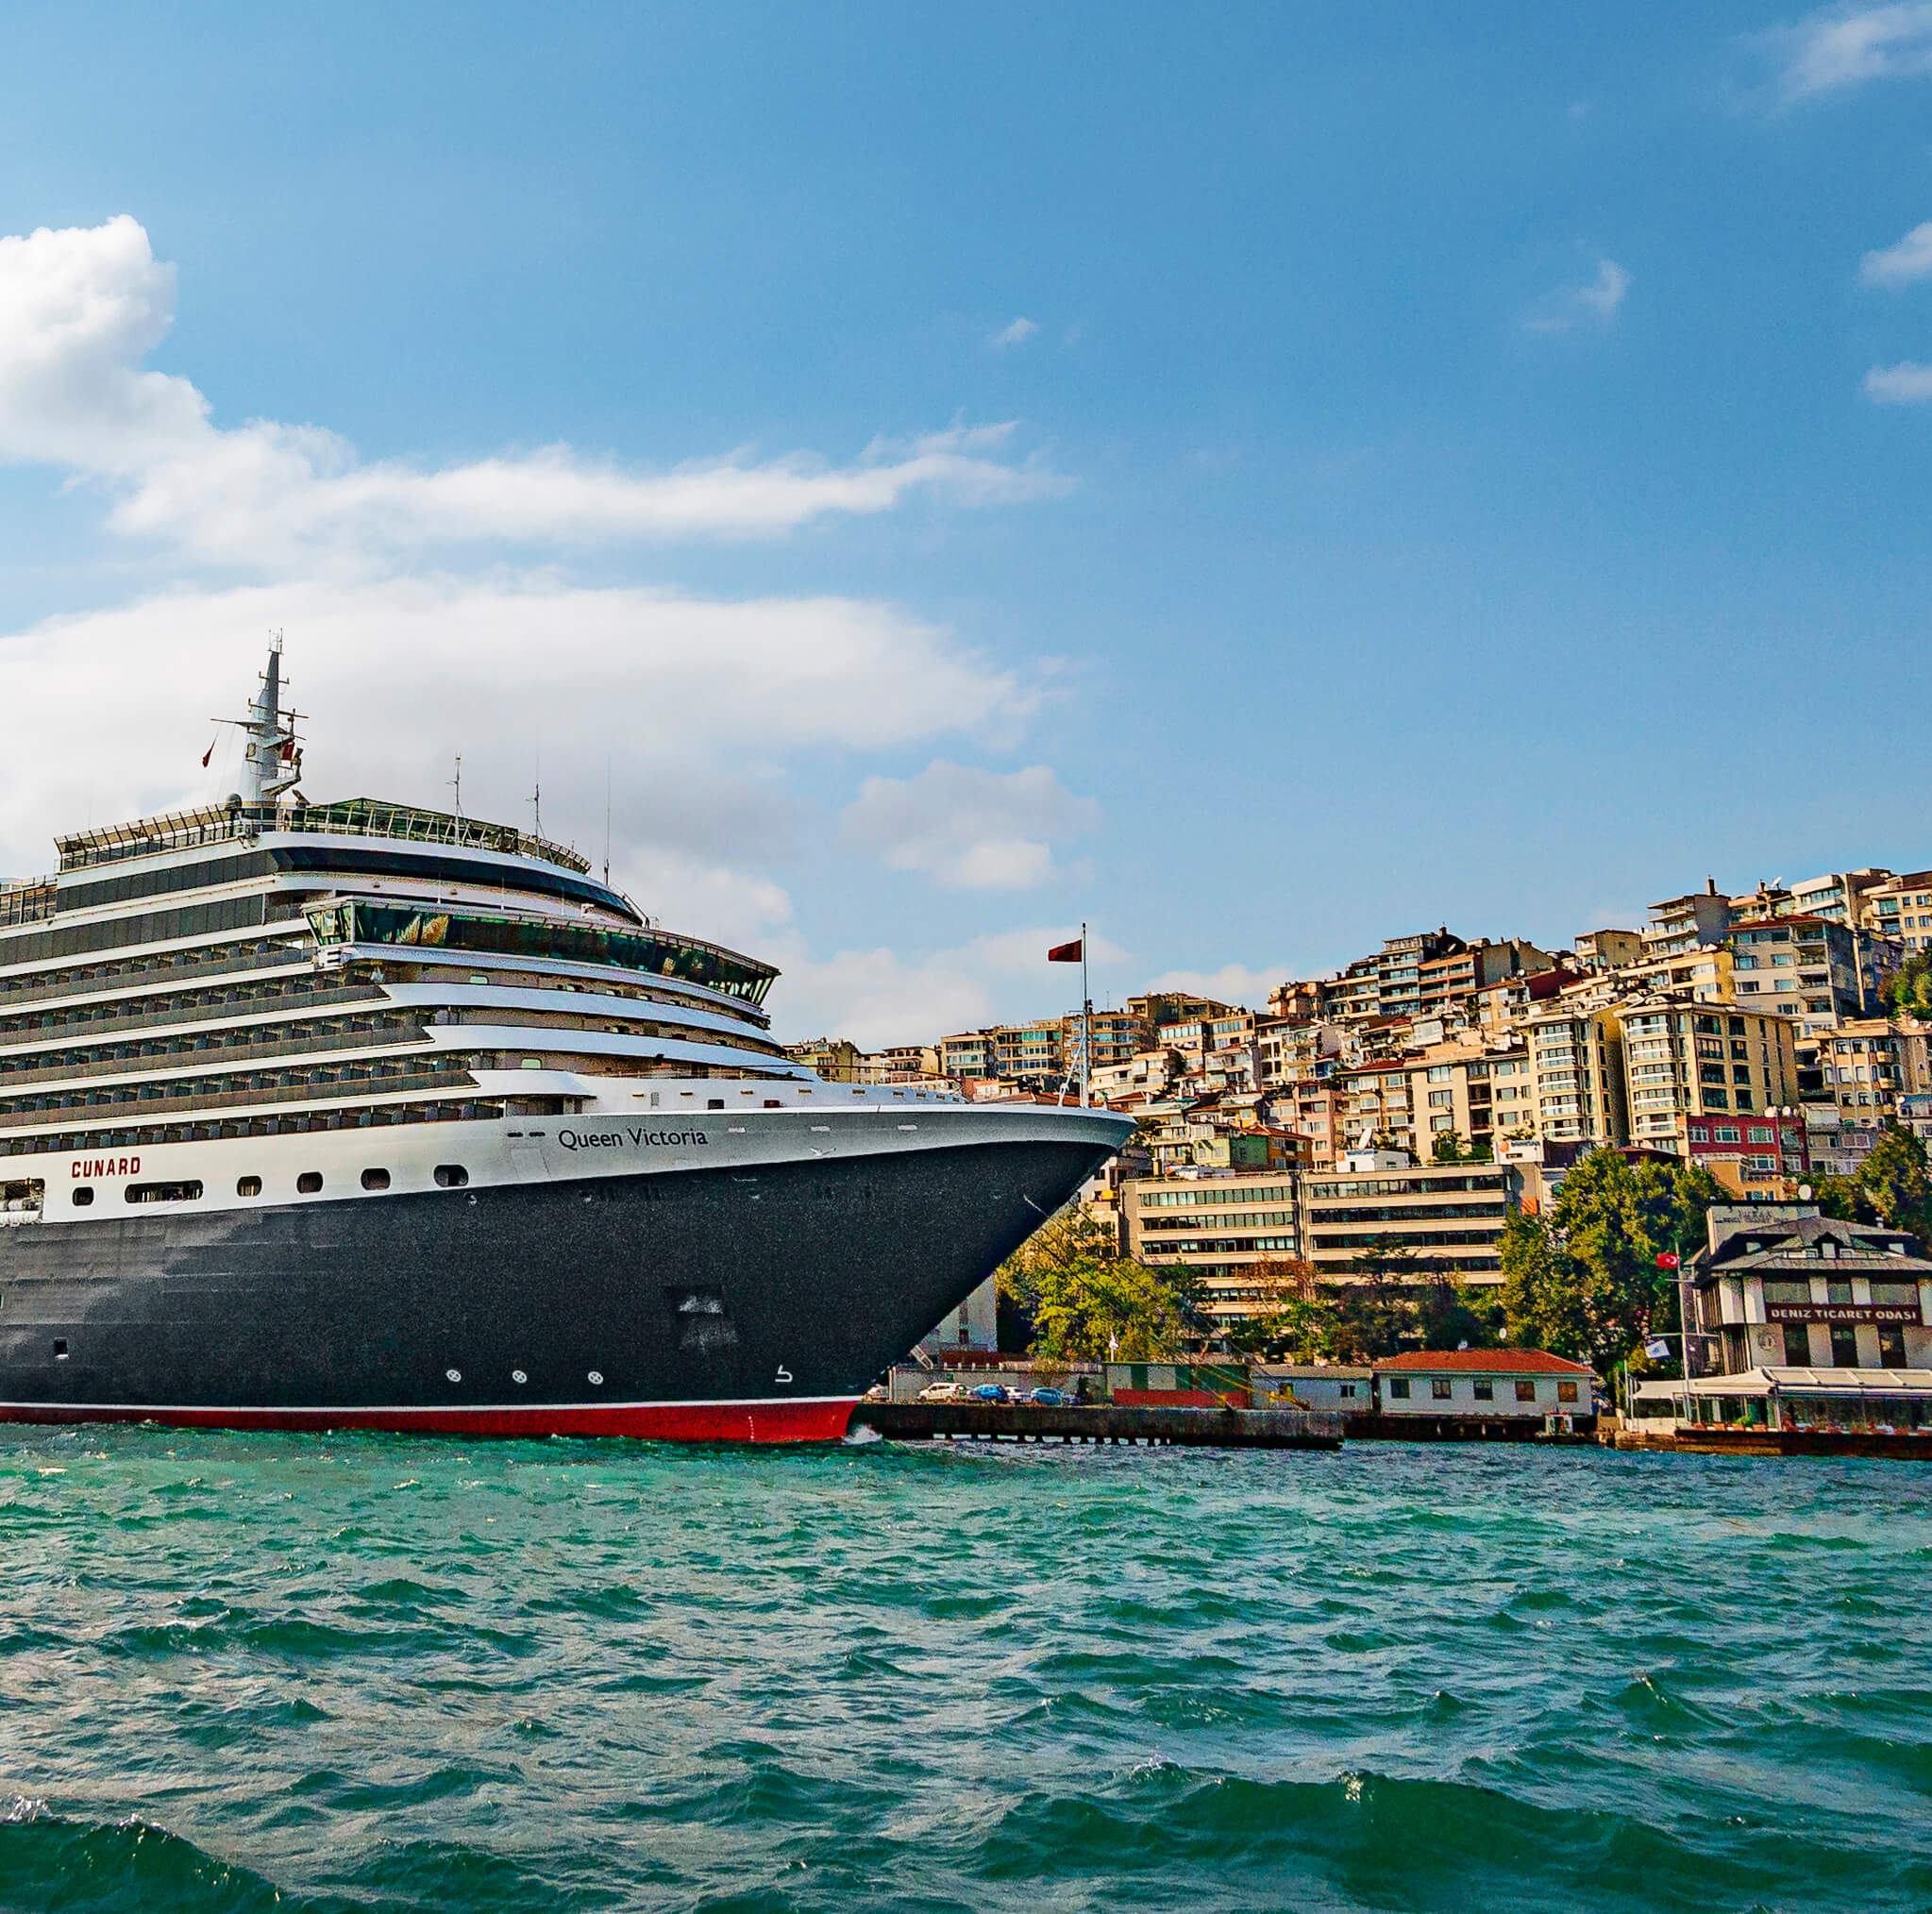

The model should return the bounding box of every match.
[587,1370,604,1386]
[433,1164,469,1188]
[53,1338,68,1359]
[236,1176,262,1198]
[445,1368,462,1383]
[360,1168,391,1191]
[296,1172,323,1195]
[512,1368,528,1385]
[71,1187,94,1208]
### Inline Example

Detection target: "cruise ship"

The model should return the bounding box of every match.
[0,648,1130,1441]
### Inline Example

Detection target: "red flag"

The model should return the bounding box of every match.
[1048,938,1083,963]
[1655,1251,1680,1269]
[280,738,296,762]
[201,738,216,768]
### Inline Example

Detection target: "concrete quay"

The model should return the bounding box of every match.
[855,1400,1344,1449]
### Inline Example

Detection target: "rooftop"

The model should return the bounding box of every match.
[1378,1349,1594,1375]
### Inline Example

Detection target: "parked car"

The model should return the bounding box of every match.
[917,1381,966,1403]
[1027,1386,1072,1407]
[863,1384,888,1402]
[970,1383,1012,1403]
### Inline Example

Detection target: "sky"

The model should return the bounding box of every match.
[1,2,1930,1046]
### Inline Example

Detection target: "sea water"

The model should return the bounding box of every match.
[0,1429,1927,1913]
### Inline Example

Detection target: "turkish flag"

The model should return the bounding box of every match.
[1655,1251,1681,1269]
[1048,939,1083,963]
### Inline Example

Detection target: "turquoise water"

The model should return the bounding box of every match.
[1,1432,1928,1913]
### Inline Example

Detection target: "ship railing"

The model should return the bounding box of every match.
[0,879,57,930]
[0,1061,478,1133]
[0,1018,428,1094]
[0,979,386,1055]
[56,797,597,881]
[0,943,313,1014]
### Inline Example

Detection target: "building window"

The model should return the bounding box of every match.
[1472,1379,1493,1402]
[1557,1381,1579,1403]
[1829,1325,1859,1368]
[1783,1322,1812,1366]
[1879,1326,1908,1369]
[1388,1378,1411,1399]
[1431,1378,1452,1400]
[1514,1380,1537,1402]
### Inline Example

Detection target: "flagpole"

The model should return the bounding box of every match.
[1081,922,1090,1109]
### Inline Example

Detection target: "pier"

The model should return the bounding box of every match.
[854,1401,1344,1449]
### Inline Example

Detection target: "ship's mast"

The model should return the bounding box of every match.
[237,636,304,805]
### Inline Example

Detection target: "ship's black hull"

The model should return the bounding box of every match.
[0,1138,1109,1442]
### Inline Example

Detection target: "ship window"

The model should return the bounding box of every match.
[236,1177,262,1197]
[53,1339,67,1358]
[361,1167,391,1191]
[434,1164,469,1187]
[707,1099,725,1110]
[126,1181,203,1203]
[71,1186,93,1208]
[296,1171,323,1194]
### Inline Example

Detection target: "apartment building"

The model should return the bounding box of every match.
[1523,1005,1626,1147]
[1401,1037,1537,1156]
[1261,1080,1347,1169]
[1121,1168,1302,1326]
[1071,1008,1152,1072]
[1728,914,1889,1033]
[1643,881,1732,959]
[1573,928,1644,971]
[1617,994,1800,1153]
[1127,991,1235,1032]
[1859,872,1932,953]
[1318,930,1465,1024]
[784,1037,862,1080]
[1415,939,1556,1020]
[1802,1018,1932,1175]
[1255,1015,1346,1089]
[1301,1147,1523,1286]
[1331,1062,1418,1158]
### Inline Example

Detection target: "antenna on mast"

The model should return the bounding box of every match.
[450,755,463,819]
[531,741,543,842]
[216,631,304,806]
[603,756,612,888]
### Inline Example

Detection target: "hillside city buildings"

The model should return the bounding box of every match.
[787,864,1932,1334]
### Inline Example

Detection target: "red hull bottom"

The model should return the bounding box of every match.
[0,1397,859,1444]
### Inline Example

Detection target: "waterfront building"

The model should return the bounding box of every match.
[1300,1146,1522,1287]
[1251,1363,1371,1412]
[1373,1349,1593,1419]
[1672,1205,1932,1433]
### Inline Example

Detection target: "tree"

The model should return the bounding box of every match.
[1857,1121,1932,1241]
[1810,1173,1877,1224]
[997,1208,1205,1362]
[1415,1270,1498,1351]
[1328,1237,1415,1360]
[1499,1149,1722,1374]
[1881,951,1932,1021]
[1431,1129,1468,1164]
[1222,1256,1334,1360]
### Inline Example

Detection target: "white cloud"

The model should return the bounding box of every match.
[1769,2,1932,100]
[1142,963,1288,1012]
[768,927,1127,1049]
[0,579,1033,884]
[1864,359,1932,400]
[1524,259,1632,334]
[0,216,1068,571]
[840,760,1100,890]
[1860,219,1932,285]
[990,317,1039,348]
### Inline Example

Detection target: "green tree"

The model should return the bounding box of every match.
[1415,1270,1498,1351]
[1431,1129,1468,1164]
[1222,1256,1334,1360]
[1880,951,1932,1020]
[1499,1150,1722,1374]
[1810,1173,1877,1224]
[1327,1237,1415,1360]
[1857,1120,1932,1241]
[997,1208,1205,1362]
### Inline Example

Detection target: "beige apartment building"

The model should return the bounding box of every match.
[1859,872,1932,953]
[1643,881,1733,959]
[1617,994,1800,1153]
[1121,1168,1302,1328]
[1523,1005,1626,1147]
[1573,928,1644,971]
[1415,939,1556,1021]
[1301,1148,1523,1287]
[1400,1037,1537,1156]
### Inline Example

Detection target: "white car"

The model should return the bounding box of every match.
[917,1381,966,1403]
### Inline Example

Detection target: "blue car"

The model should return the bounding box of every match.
[970,1383,1011,1403]
[1028,1386,1072,1406]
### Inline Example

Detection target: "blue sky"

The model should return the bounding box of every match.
[2,3,1930,1043]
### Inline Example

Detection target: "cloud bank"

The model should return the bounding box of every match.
[840,760,1100,889]
[0,216,1067,571]
[1770,2,1932,101]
